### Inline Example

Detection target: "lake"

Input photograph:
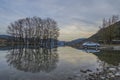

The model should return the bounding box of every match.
[0,46,120,80]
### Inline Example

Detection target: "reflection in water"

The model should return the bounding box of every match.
[83,50,120,80]
[95,50,120,66]
[70,46,100,53]
[0,46,120,80]
[62,47,120,79]
[83,48,100,53]
[6,46,58,73]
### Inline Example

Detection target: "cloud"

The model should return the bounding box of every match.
[0,0,120,40]
[59,22,98,41]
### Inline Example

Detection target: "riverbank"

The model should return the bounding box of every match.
[71,44,120,51]
[99,44,120,50]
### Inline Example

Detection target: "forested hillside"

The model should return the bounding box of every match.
[89,21,120,43]
[88,15,120,44]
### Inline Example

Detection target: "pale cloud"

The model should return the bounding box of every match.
[59,23,98,41]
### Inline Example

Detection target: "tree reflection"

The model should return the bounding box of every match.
[6,46,58,73]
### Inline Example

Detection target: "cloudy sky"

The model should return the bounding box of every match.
[0,0,120,41]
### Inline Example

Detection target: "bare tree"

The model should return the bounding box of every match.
[7,17,59,47]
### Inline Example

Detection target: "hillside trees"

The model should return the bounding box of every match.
[99,15,119,44]
[7,17,59,46]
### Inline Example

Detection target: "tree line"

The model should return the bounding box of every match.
[7,17,59,47]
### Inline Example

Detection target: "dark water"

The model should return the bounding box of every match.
[0,46,120,80]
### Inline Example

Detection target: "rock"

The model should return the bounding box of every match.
[86,69,92,72]
[109,68,116,71]
[96,68,99,71]
[80,70,87,73]
[108,73,113,76]
[80,69,92,73]
[118,67,120,70]
[89,74,94,77]
[101,76,105,79]
[115,73,120,77]
[113,46,120,50]
[111,75,115,78]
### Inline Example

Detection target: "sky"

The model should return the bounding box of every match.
[0,0,120,41]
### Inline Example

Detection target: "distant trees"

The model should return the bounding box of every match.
[99,15,119,44]
[7,17,59,47]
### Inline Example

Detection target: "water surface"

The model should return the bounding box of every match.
[0,46,120,80]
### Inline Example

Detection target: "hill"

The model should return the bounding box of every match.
[89,21,120,43]
[69,21,120,47]
[65,38,87,46]
[0,35,13,40]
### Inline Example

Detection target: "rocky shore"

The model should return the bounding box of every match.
[67,66,120,80]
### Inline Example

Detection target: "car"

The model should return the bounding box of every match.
[82,42,100,48]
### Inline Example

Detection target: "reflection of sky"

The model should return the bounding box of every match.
[58,47,98,66]
[0,0,120,41]
[0,51,9,73]
[0,51,8,61]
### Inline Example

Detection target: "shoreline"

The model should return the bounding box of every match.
[99,45,120,50]
[71,44,120,51]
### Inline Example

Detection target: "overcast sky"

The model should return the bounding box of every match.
[0,0,120,41]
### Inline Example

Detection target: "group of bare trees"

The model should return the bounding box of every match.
[7,17,59,47]
[99,15,120,44]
